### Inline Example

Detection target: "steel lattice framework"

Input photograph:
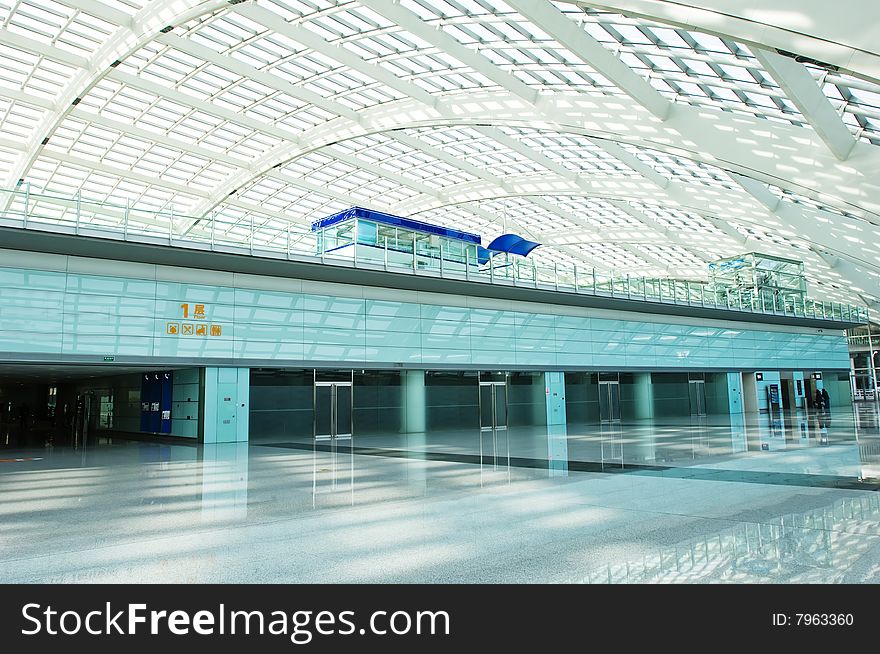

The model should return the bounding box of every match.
[1,0,879,308]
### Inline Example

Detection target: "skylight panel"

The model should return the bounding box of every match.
[610,23,652,45]
[688,32,729,54]
[649,27,689,49]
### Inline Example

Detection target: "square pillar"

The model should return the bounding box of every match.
[400,370,426,433]
[632,372,653,420]
[201,367,249,443]
[544,372,567,425]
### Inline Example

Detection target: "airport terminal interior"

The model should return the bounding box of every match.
[1,0,880,583]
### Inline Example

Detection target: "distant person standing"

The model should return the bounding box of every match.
[821,388,831,412]
[814,389,823,411]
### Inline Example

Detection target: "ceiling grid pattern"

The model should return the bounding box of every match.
[0,0,878,308]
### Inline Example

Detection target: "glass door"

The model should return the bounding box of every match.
[314,371,353,441]
[478,380,508,431]
[478,375,509,478]
[689,380,707,416]
[315,383,333,440]
[599,381,621,423]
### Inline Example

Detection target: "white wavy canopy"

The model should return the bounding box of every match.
[1,0,879,309]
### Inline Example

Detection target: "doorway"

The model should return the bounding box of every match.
[598,373,621,423]
[314,371,353,441]
[803,377,815,409]
[688,378,707,416]
[780,379,791,410]
[478,373,509,469]
[478,375,508,432]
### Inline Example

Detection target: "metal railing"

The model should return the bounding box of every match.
[0,185,868,324]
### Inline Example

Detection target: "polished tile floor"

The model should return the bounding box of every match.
[1,406,878,583]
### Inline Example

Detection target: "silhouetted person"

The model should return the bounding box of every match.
[821,388,831,414]
[814,389,823,411]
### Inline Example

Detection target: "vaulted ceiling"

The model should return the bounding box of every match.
[1,0,879,309]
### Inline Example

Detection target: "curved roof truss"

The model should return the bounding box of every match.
[0,0,878,308]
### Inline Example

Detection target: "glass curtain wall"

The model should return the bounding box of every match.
[353,370,402,434]
[425,371,480,430]
[249,369,314,442]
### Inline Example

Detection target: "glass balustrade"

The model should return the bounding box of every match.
[0,185,867,324]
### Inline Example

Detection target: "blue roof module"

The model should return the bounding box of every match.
[311,207,482,245]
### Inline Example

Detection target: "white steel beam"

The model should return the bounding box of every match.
[560,0,880,85]
[207,90,880,223]
[607,199,715,259]
[753,48,857,161]
[235,3,437,107]
[587,138,671,189]
[357,0,538,105]
[506,0,671,119]
[3,0,232,189]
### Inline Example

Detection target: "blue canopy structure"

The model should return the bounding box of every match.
[486,234,541,257]
[311,206,481,244]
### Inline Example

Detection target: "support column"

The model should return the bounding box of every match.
[543,372,566,425]
[632,373,654,420]
[726,372,744,414]
[544,372,568,476]
[791,371,805,410]
[400,370,426,433]
[201,367,249,443]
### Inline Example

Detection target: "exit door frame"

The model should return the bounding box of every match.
[598,379,621,423]
[313,370,354,441]
[688,379,707,417]
[478,378,509,432]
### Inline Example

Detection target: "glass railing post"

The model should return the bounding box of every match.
[554,262,558,290]
[574,264,578,292]
[75,190,81,235]
[286,224,290,258]
[439,243,444,277]
[168,205,174,245]
[249,214,254,255]
[23,182,29,229]
[124,198,129,240]
[592,268,596,294]
[533,259,537,288]
[464,246,469,280]
[211,211,215,250]
[626,274,631,299]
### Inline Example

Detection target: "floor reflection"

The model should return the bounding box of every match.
[261,403,880,488]
[567,493,880,584]
[1,405,879,583]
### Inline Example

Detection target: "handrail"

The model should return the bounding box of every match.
[0,185,868,324]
